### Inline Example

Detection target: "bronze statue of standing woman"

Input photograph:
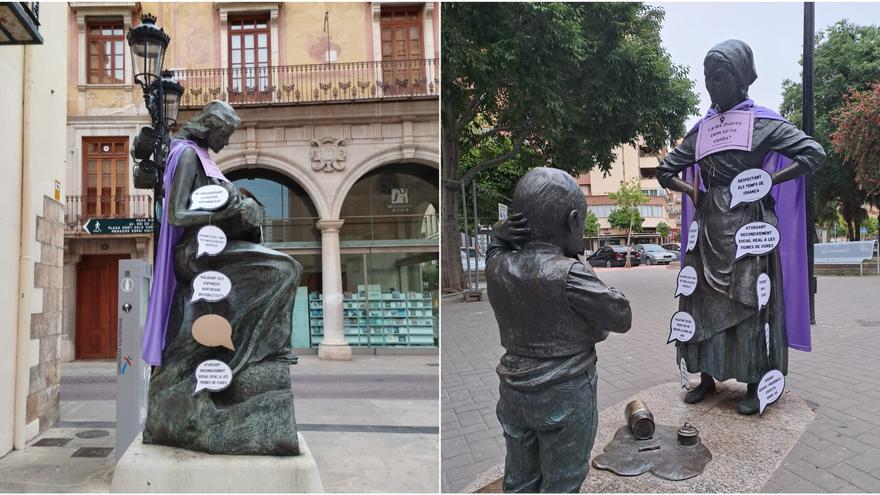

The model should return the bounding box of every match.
[657,40,825,415]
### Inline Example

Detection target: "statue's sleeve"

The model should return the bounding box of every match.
[565,261,632,335]
[656,131,698,189]
[766,121,827,174]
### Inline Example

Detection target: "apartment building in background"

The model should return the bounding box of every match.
[577,141,679,250]
[63,2,440,366]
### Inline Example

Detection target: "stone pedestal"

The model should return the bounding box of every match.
[466,380,815,493]
[111,433,323,493]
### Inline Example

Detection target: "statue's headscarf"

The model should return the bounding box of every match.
[706,39,758,89]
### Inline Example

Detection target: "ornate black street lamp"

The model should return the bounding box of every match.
[127,13,182,261]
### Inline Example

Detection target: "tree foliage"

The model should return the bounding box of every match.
[831,83,880,196]
[780,21,880,240]
[656,221,670,240]
[584,211,600,237]
[608,180,648,267]
[440,2,700,289]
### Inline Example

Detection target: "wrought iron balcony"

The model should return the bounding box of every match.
[0,2,42,44]
[65,195,153,233]
[175,58,437,108]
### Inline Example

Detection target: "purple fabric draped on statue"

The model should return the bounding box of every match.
[141,139,229,366]
[678,100,811,352]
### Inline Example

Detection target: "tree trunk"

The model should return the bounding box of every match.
[441,132,467,292]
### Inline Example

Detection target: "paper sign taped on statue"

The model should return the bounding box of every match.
[695,110,755,160]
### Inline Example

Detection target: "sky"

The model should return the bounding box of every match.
[650,1,880,130]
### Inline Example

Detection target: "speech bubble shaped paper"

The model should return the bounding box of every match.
[193,359,233,394]
[674,266,698,297]
[189,184,230,211]
[734,222,780,260]
[758,369,785,415]
[756,273,771,309]
[192,314,235,350]
[191,271,231,302]
[196,225,227,257]
[686,221,699,252]
[679,358,690,391]
[668,311,696,343]
[730,169,772,208]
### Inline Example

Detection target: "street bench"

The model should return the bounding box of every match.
[814,240,879,276]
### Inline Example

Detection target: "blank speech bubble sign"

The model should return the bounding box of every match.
[197,225,227,257]
[191,271,231,302]
[668,311,696,343]
[730,169,772,208]
[686,221,699,252]
[192,314,235,350]
[189,184,230,211]
[756,273,771,309]
[758,369,785,415]
[193,359,233,394]
[734,222,780,260]
[675,266,698,297]
[679,358,691,391]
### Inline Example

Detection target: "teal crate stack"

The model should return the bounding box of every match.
[308,288,435,346]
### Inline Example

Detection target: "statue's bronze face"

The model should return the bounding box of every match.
[206,125,234,153]
[703,57,741,112]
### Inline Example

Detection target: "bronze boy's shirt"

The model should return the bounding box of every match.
[486,241,632,391]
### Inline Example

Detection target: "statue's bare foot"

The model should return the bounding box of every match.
[737,383,759,415]
[684,373,715,404]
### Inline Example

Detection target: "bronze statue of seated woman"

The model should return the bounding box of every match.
[140,101,302,455]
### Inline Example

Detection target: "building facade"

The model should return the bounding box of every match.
[0,2,68,455]
[577,142,679,249]
[63,2,439,363]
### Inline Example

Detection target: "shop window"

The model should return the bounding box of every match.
[339,164,439,242]
[87,19,125,84]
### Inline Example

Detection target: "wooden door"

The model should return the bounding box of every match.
[380,7,423,94]
[76,254,129,359]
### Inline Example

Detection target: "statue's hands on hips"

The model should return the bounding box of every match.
[492,211,530,249]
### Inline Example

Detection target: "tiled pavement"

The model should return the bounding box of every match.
[440,266,880,492]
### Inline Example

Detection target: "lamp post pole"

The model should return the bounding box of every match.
[127,13,181,264]
[803,2,816,323]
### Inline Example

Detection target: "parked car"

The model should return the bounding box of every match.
[662,243,681,252]
[460,247,486,272]
[587,245,641,268]
[633,243,678,265]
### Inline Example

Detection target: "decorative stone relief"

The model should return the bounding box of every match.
[310,137,347,173]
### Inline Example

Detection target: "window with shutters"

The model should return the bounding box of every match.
[83,137,129,218]
[379,7,423,92]
[86,20,125,84]
[228,13,272,101]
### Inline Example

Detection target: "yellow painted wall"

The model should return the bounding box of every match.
[142,2,218,70]
[283,3,369,65]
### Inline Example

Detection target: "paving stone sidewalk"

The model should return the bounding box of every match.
[441,267,880,493]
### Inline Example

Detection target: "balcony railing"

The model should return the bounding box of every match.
[65,195,153,233]
[176,58,437,108]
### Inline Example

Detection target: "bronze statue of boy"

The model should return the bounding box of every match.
[486,167,632,492]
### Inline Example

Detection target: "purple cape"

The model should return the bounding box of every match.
[141,139,228,366]
[679,99,811,352]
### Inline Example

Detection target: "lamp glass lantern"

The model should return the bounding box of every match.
[127,13,170,87]
[159,71,184,128]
